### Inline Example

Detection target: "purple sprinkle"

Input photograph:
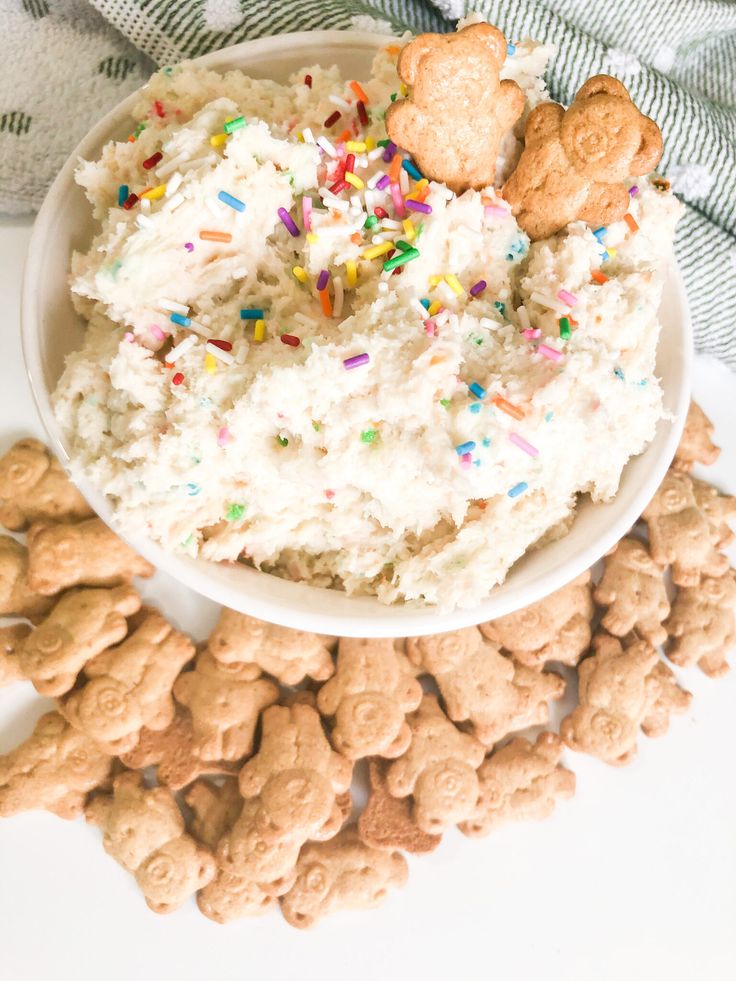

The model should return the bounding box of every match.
[343,353,370,370]
[277,207,300,237]
[629,185,639,196]
[376,174,391,191]
[184,242,194,252]
[406,199,432,215]
[382,140,397,163]
[316,269,329,291]
[469,279,487,297]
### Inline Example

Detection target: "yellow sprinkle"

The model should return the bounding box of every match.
[402,218,415,242]
[210,133,228,147]
[344,171,365,190]
[141,184,167,200]
[428,300,442,316]
[363,242,393,260]
[400,83,408,96]
[406,178,429,201]
[253,319,265,342]
[306,232,318,244]
[345,141,367,152]
[445,273,464,295]
[346,260,358,287]
[205,353,217,374]
[429,275,442,287]
[365,136,376,151]
[292,266,308,283]
[297,132,305,142]
[607,247,618,258]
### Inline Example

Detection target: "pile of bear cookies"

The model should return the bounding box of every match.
[0,399,733,929]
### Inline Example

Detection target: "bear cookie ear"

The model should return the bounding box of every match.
[630,115,664,175]
[396,33,439,86]
[575,74,631,102]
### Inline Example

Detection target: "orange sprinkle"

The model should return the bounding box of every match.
[481,195,493,206]
[624,213,639,233]
[338,128,352,143]
[411,185,430,203]
[385,45,401,57]
[569,317,578,326]
[350,232,362,245]
[388,154,402,184]
[350,80,369,103]
[199,230,232,243]
[493,396,525,420]
[319,288,332,317]
[591,270,609,284]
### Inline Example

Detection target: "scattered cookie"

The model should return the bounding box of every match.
[86,770,215,914]
[173,650,279,762]
[643,470,730,587]
[0,535,54,622]
[594,538,670,647]
[280,826,408,929]
[0,711,113,819]
[60,607,196,754]
[561,632,663,765]
[459,732,575,837]
[385,694,485,833]
[18,585,141,697]
[691,477,736,550]
[184,778,243,850]
[317,638,422,760]
[358,759,442,854]
[673,401,720,472]
[503,75,662,239]
[26,518,155,596]
[665,570,736,678]
[385,23,524,193]
[207,608,335,685]
[0,622,32,687]
[640,662,693,737]
[479,571,593,668]
[119,708,235,790]
[0,438,93,531]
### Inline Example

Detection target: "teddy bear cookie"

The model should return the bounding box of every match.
[86,770,215,914]
[0,437,93,531]
[184,778,244,851]
[594,537,670,647]
[0,711,113,819]
[459,732,575,837]
[0,622,31,687]
[317,638,422,760]
[691,477,736,550]
[17,585,141,697]
[206,608,335,685]
[60,607,196,754]
[479,571,593,668]
[358,759,442,855]
[279,826,408,929]
[641,661,693,737]
[502,74,662,239]
[673,401,720,472]
[665,569,736,678]
[385,23,524,193]
[0,535,54,623]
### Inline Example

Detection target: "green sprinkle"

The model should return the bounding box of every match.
[394,240,411,252]
[312,421,321,431]
[360,429,378,443]
[415,222,424,240]
[163,67,173,76]
[494,301,505,316]
[364,214,379,229]
[475,337,483,346]
[377,139,390,147]
[383,247,419,272]
[133,122,146,137]
[276,435,289,447]
[181,533,193,547]
[389,93,398,102]
[559,317,571,339]
[226,503,246,521]
[224,115,246,133]
[439,398,451,409]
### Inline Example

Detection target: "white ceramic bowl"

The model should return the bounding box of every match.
[21,30,692,637]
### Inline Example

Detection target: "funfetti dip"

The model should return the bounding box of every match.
[53,31,682,612]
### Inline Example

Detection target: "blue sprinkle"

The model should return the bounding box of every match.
[636,378,648,386]
[469,381,486,399]
[118,184,128,206]
[186,483,201,496]
[473,459,482,467]
[506,254,514,261]
[170,312,191,328]
[468,403,482,414]
[482,437,491,447]
[240,308,264,319]
[507,42,516,55]
[494,301,505,316]
[544,411,554,422]
[402,159,423,181]
[614,367,625,381]
[420,298,430,310]
[508,481,528,498]
[601,250,611,262]
[456,441,476,455]
[218,190,246,212]
[593,227,607,241]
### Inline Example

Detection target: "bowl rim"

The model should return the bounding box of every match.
[21,30,692,637]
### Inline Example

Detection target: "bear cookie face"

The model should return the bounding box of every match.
[386,23,524,193]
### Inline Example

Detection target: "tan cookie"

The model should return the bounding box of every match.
[0,711,113,819]
[119,708,235,790]
[691,477,736,550]
[358,759,442,854]
[594,538,670,646]
[0,622,32,686]
[0,438,93,531]
[665,570,736,678]
[60,607,195,754]
[0,535,54,622]
[643,470,729,586]
[26,518,154,596]
[197,866,275,923]
[407,628,565,746]
[173,650,279,761]
[86,770,215,914]
[561,632,664,765]
[17,585,141,697]
[385,694,485,833]
[673,401,720,472]
[640,661,692,737]
[459,732,575,837]
[479,571,593,668]
[385,23,523,193]
[317,638,422,760]
[503,75,662,239]
[207,607,335,685]
[280,826,408,929]
[184,778,244,850]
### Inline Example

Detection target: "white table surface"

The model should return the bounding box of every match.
[0,215,734,981]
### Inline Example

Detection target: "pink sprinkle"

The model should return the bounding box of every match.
[217,426,232,446]
[184,242,194,252]
[124,332,135,343]
[523,328,542,339]
[484,205,508,218]
[302,196,312,231]
[324,489,335,499]
[390,182,406,219]
[509,432,539,457]
[423,319,436,336]
[557,289,578,307]
[538,343,563,362]
[150,325,166,341]
[460,453,472,470]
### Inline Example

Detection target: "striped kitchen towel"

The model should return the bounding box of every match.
[1,0,734,366]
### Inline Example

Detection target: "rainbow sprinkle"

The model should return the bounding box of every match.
[469,382,486,399]
[509,433,539,457]
[406,199,431,215]
[445,274,464,296]
[343,353,370,370]
[456,441,476,455]
[537,343,563,362]
[278,208,300,237]
[383,247,419,271]
[253,320,265,342]
[316,269,330,291]
[218,190,246,212]
[557,289,578,307]
[281,334,301,347]
[559,317,571,339]
[469,280,487,297]
[223,116,245,133]
[508,481,528,498]
[117,185,128,206]
[142,151,162,170]
[240,308,264,319]
[402,159,422,181]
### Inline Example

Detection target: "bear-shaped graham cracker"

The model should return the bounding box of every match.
[665,570,736,678]
[0,622,32,687]
[385,23,523,193]
[691,477,736,550]
[503,75,662,240]
[673,401,720,472]
[0,535,54,623]
[358,759,442,854]
[0,438,93,531]
[184,778,244,851]
[593,538,670,646]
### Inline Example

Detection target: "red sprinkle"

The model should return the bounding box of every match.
[280,334,301,347]
[329,179,348,195]
[153,100,166,118]
[374,206,388,219]
[304,74,312,88]
[142,151,162,170]
[172,372,184,386]
[324,489,335,499]
[122,193,139,210]
[357,100,369,126]
[324,110,341,128]
[209,339,233,351]
[345,153,356,173]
